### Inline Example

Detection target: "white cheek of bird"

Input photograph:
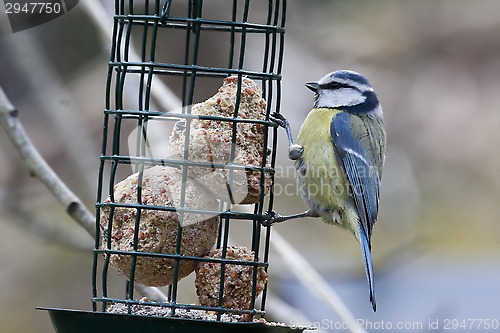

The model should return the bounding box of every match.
[317,87,366,109]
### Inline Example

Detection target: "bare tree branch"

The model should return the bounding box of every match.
[0,85,166,302]
[5,32,98,198]
[0,86,95,237]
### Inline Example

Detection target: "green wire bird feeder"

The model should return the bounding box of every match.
[42,0,310,332]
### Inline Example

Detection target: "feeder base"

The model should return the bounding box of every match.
[39,307,313,333]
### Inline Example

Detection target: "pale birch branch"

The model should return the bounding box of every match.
[5,32,98,196]
[0,86,166,302]
[0,86,96,238]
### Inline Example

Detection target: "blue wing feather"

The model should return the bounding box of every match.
[330,112,380,311]
[330,112,380,242]
[360,226,376,311]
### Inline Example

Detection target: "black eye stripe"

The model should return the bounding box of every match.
[320,81,352,90]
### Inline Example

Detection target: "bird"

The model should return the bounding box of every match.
[266,70,386,312]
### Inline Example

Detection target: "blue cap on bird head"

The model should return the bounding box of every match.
[330,70,371,87]
[311,70,374,94]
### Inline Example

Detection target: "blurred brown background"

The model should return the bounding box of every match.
[1,1,500,332]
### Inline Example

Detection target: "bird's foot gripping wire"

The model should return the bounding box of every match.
[262,210,316,226]
[262,210,283,227]
[269,112,289,129]
[270,112,293,144]
[269,112,303,160]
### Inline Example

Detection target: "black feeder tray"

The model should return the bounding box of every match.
[41,308,309,333]
[41,1,311,332]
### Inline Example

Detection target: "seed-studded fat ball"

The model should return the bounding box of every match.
[100,166,220,286]
[169,76,271,204]
[195,245,268,310]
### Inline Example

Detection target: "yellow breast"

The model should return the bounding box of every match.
[296,108,351,224]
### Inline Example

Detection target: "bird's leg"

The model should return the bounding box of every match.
[262,210,318,226]
[270,112,304,161]
[270,112,294,145]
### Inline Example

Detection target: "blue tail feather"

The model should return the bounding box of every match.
[359,226,376,312]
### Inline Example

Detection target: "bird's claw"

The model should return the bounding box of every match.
[262,210,283,227]
[269,112,289,129]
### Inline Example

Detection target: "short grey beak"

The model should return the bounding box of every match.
[305,82,319,92]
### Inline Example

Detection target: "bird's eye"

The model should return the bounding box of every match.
[322,82,351,90]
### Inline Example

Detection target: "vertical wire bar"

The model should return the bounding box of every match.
[237,1,249,70]
[264,0,280,215]
[102,158,118,310]
[133,0,150,169]
[215,213,224,249]
[145,5,160,112]
[257,11,276,315]
[119,0,124,15]
[137,2,147,113]
[239,0,264,317]
[93,168,105,311]
[181,1,193,108]
[169,0,204,316]
[261,0,273,99]
[186,0,202,107]
[277,0,287,74]
[261,0,284,314]
[168,0,195,302]
[121,1,144,309]
[101,4,127,309]
[141,1,160,137]
[134,0,149,164]
[102,0,126,309]
[215,0,252,321]
[260,216,273,312]
[93,3,121,312]
[164,1,192,302]
[262,0,287,315]
[227,0,250,202]
[216,215,231,320]
[266,0,281,314]
[221,0,239,206]
[126,0,162,303]
[260,0,277,312]
[228,0,237,69]
[212,1,239,254]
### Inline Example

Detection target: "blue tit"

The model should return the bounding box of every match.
[268,70,386,312]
